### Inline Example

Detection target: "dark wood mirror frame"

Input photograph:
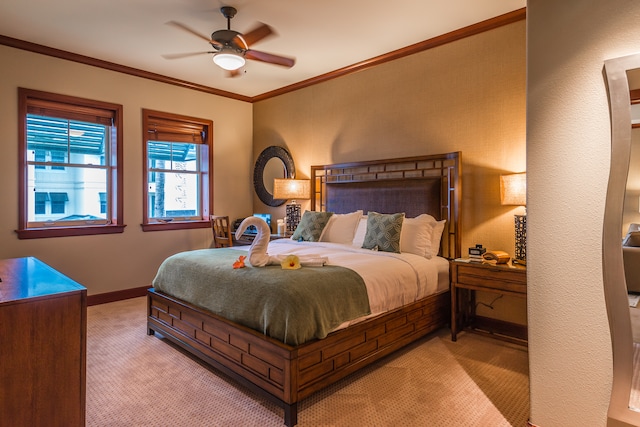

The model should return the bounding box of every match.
[253,146,295,207]
[603,53,640,427]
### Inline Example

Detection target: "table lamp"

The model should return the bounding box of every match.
[273,178,310,232]
[500,172,526,265]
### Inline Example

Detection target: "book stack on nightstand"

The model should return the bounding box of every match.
[468,244,486,263]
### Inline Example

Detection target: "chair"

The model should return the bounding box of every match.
[211,215,233,248]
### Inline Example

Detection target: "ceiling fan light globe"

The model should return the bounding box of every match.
[213,53,245,71]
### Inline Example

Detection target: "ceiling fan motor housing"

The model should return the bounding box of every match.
[210,29,246,52]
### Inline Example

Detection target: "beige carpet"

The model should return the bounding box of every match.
[87,297,529,426]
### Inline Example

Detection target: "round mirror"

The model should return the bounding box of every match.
[263,157,284,195]
[253,146,295,207]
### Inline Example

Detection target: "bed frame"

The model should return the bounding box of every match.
[147,152,461,426]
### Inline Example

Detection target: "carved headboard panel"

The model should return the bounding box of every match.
[311,152,461,259]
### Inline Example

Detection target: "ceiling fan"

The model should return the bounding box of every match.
[164,6,295,77]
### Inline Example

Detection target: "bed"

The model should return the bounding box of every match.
[147,152,461,426]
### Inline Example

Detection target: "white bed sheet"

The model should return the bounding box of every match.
[233,239,450,327]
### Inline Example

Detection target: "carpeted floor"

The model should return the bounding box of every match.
[86,297,530,426]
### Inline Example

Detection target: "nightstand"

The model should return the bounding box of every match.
[450,259,527,344]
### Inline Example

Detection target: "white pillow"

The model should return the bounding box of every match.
[400,214,434,258]
[320,210,363,243]
[351,215,368,247]
[430,219,446,257]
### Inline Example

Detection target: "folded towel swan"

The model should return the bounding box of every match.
[235,217,327,267]
[235,217,273,267]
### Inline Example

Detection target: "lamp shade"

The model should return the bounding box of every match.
[213,50,245,71]
[500,173,526,206]
[273,179,310,201]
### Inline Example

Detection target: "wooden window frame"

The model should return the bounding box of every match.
[16,88,125,239]
[141,109,213,232]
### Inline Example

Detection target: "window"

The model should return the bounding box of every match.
[141,109,212,231]
[49,192,68,214]
[50,151,66,170]
[34,192,48,214]
[34,150,45,169]
[17,88,124,239]
[99,192,107,214]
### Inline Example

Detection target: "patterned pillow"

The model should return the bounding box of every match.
[362,212,405,253]
[291,211,334,242]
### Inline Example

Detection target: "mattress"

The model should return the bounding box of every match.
[236,239,450,325]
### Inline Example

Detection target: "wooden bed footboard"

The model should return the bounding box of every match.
[147,288,450,426]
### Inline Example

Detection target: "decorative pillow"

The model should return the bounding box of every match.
[430,220,447,256]
[291,211,333,242]
[362,212,405,253]
[624,230,640,247]
[351,216,368,247]
[320,210,363,243]
[400,214,434,258]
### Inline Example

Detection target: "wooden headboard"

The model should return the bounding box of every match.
[310,152,461,259]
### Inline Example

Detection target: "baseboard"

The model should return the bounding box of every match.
[87,286,150,306]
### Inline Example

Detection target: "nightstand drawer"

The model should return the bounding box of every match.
[456,264,526,294]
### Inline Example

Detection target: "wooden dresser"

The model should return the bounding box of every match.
[0,257,87,427]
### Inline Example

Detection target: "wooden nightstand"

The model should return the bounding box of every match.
[450,259,527,344]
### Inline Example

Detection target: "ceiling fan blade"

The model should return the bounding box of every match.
[241,22,274,47]
[162,51,213,60]
[166,21,222,49]
[245,50,295,68]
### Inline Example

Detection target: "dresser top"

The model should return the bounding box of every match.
[0,257,85,303]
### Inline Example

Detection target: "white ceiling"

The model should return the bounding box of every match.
[0,0,525,98]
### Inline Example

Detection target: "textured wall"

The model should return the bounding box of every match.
[527,0,640,425]
[0,45,253,295]
[253,20,527,322]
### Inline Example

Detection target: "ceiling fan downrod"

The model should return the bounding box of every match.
[220,6,237,30]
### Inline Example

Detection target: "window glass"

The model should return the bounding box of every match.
[26,115,108,224]
[147,142,200,220]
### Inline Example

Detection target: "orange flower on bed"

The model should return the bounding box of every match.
[281,255,301,270]
[233,255,246,269]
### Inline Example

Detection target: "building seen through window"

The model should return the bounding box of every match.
[27,115,108,223]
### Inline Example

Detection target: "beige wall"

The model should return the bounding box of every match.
[253,20,527,323]
[0,45,254,295]
[527,0,640,425]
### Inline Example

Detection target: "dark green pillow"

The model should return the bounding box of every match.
[362,212,405,253]
[291,211,334,242]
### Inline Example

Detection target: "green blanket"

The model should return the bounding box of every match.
[152,248,371,346]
